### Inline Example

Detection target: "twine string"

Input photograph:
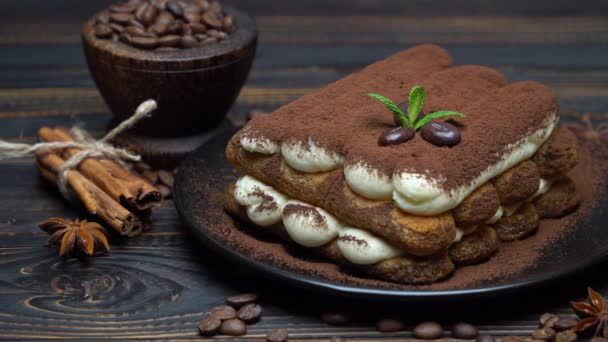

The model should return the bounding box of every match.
[0,99,157,199]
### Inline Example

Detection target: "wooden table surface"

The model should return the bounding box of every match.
[1,0,608,340]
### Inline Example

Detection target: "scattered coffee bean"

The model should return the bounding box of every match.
[94,24,113,38]
[413,322,443,339]
[210,305,236,320]
[226,293,257,308]
[237,303,262,324]
[110,22,125,33]
[501,336,524,342]
[110,12,132,24]
[202,11,222,28]
[420,121,461,147]
[200,36,218,45]
[219,318,247,336]
[158,170,175,187]
[378,126,415,146]
[554,317,578,331]
[140,4,159,25]
[321,312,351,326]
[375,318,405,333]
[189,23,207,33]
[124,25,146,36]
[532,327,556,341]
[266,328,288,342]
[452,322,479,339]
[539,313,559,328]
[554,330,578,342]
[223,15,235,32]
[198,316,221,336]
[476,335,496,342]
[130,36,158,49]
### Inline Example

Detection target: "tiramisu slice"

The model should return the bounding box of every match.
[224,44,580,284]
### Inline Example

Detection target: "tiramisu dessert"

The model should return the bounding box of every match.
[224,44,581,284]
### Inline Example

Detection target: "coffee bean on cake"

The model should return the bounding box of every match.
[420,121,461,147]
[378,126,415,146]
[92,0,236,50]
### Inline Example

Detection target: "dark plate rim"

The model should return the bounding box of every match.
[173,127,608,301]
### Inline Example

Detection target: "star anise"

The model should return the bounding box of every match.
[564,114,608,145]
[571,287,608,338]
[39,218,110,258]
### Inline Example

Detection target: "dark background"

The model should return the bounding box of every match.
[0,0,607,340]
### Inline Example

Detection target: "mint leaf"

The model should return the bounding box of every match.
[367,93,409,126]
[414,111,466,131]
[407,85,425,125]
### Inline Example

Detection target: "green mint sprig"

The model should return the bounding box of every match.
[368,85,465,131]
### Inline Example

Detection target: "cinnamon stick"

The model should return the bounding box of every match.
[38,127,162,211]
[35,152,143,237]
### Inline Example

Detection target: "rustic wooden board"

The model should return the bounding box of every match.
[0,0,607,340]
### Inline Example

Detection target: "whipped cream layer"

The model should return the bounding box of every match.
[234,175,406,265]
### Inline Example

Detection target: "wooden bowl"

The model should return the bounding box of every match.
[81,5,257,166]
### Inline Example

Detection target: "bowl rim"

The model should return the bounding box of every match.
[81,5,257,70]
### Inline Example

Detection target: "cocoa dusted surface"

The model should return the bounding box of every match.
[237,44,558,191]
[197,137,607,290]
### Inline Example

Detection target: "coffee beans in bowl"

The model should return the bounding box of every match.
[94,0,236,50]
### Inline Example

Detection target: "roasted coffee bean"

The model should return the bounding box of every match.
[130,36,158,49]
[476,335,496,342]
[194,33,208,40]
[223,15,235,32]
[124,25,146,36]
[156,11,175,24]
[539,313,559,327]
[181,3,200,13]
[554,330,578,342]
[94,24,113,38]
[119,33,132,44]
[110,22,125,33]
[226,293,257,308]
[166,20,183,34]
[375,318,405,333]
[198,316,221,336]
[96,11,111,24]
[109,4,137,13]
[135,2,149,22]
[208,1,221,13]
[110,12,132,24]
[237,303,262,324]
[452,322,479,339]
[126,0,143,5]
[210,305,236,320]
[194,0,210,11]
[180,35,198,48]
[554,317,578,331]
[321,312,351,326]
[532,327,556,341]
[216,31,227,40]
[128,17,145,28]
[158,34,181,47]
[200,36,217,45]
[140,4,159,25]
[330,338,346,342]
[150,23,169,35]
[184,12,201,23]
[206,29,220,37]
[152,0,169,10]
[420,121,461,147]
[189,23,207,34]
[202,11,222,28]
[378,126,415,146]
[167,1,184,17]
[219,318,247,336]
[266,328,288,342]
[413,322,443,340]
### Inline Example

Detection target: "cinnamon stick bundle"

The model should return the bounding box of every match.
[38,127,162,211]
[36,152,143,237]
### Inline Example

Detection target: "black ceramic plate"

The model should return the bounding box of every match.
[174,125,608,301]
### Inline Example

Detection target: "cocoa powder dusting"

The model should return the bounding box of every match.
[196,137,607,290]
[236,45,558,191]
[250,188,278,212]
[283,203,327,228]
